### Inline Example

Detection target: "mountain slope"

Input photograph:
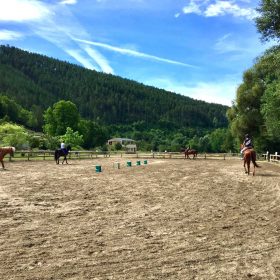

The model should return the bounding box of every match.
[0,45,228,130]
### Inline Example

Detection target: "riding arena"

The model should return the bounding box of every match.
[1,152,280,279]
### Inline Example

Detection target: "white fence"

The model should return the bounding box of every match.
[262,152,280,163]
[9,150,244,162]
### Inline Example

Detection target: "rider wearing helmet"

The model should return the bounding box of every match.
[60,142,67,155]
[241,134,253,155]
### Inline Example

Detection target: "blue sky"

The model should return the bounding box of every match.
[0,0,273,106]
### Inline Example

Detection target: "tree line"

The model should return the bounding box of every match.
[1,0,280,153]
[0,44,232,152]
[0,96,234,152]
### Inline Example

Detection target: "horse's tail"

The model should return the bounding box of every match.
[253,160,260,168]
[252,151,260,168]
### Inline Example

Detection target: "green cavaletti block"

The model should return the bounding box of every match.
[95,165,102,172]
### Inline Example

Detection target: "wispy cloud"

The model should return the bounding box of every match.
[0,0,113,72]
[0,29,23,40]
[73,38,197,68]
[181,81,236,105]
[65,49,98,70]
[183,1,202,15]
[59,0,78,5]
[0,0,52,22]
[181,0,257,20]
[205,1,257,19]
[214,32,274,59]
[83,46,114,74]
[0,0,191,73]
[145,77,238,106]
[214,33,244,53]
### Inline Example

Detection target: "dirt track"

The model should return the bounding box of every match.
[0,157,280,279]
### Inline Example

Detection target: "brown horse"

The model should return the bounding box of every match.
[184,148,198,159]
[243,148,260,176]
[0,147,15,169]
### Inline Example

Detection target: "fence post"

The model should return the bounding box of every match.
[204,153,206,159]
[266,151,269,161]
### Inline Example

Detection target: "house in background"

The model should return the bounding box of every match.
[107,138,137,153]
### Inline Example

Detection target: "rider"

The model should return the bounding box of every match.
[240,134,253,156]
[60,142,67,154]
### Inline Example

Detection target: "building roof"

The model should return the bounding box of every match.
[108,138,135,142]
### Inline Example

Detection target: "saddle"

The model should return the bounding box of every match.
[60,148,68,155]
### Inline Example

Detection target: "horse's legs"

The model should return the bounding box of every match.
[62,156,68,164]
[244,159,248,174]
[0,160,4,169]
[247,160,250,175]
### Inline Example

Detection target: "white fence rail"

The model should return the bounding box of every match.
[7,150,252,162]
[262,152,280,163]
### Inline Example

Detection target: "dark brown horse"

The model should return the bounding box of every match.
[243,147,260,176]
[0,147,15,169]
[184,148,198,159]
[54,145,71,164]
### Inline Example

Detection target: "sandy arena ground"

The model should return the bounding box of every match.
[0,157,280,280]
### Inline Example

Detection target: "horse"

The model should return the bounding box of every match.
[184,148,198,159]
[242,146,260,176]
[0,147,15,169]
[54,145,71,164]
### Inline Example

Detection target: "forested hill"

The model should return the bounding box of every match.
[0,45,228,130]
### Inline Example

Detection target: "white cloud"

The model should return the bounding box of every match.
[181,81,236,105]
[145,77,238,106]
[1,0,113,73]
[213,32,274,59]
[65,49,98,70]
[0,0,52,22]
[73,38,197,68]
[83,46,114,74]
[183,1,202,15]
[205,1,257,19]
[59,0,78,5]
[0,29,23,40]
[181,0,258,20]
[214,33,244,53]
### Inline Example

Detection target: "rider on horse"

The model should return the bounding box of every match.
[241,134,253,156]
[60,142,67,155]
